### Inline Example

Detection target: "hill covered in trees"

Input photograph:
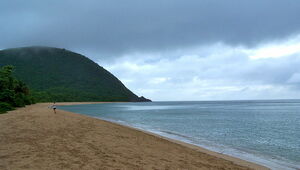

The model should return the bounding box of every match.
[0,47,151,102]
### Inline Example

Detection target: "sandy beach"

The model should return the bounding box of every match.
[0,103,268,170]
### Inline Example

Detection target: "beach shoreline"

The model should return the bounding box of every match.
[0,102,268,169]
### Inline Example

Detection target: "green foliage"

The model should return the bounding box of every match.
[0,65,34,113]
[0,102,14,114]
[0,47,151,102]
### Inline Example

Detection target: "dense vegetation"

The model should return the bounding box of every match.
[0,46,150,103]
[0,65,35,114]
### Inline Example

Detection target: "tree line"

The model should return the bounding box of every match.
[0,65,35,114]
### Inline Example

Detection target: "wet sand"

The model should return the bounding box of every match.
[0,103,268,170]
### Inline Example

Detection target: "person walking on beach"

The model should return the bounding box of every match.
[52,102,57,114]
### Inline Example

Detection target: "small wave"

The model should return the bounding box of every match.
[134,128,300,170]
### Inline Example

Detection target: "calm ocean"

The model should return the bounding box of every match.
[59,100,300,169]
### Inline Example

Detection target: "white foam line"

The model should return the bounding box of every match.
[95,116,300,170]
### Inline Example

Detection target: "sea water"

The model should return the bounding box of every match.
[59,100,300,169]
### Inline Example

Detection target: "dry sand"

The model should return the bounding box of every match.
[0,103,269,170]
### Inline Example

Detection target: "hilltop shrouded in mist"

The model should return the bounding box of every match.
[0,47,151,102]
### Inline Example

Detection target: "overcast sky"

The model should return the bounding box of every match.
[1,0,300,101]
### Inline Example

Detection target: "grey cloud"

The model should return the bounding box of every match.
[1,0,300,58]
[102,45,300,100]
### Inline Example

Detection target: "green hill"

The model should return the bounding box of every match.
[0,46,151,102]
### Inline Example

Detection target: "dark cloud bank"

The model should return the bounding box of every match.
[1,0,300,57]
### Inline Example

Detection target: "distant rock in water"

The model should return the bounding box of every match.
[137,96,152,102]
[0,46,151,102]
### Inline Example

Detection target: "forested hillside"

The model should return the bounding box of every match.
[0,65,34,113]
[0,47,151,102]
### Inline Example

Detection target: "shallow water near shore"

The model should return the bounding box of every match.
[59,100,300,169]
